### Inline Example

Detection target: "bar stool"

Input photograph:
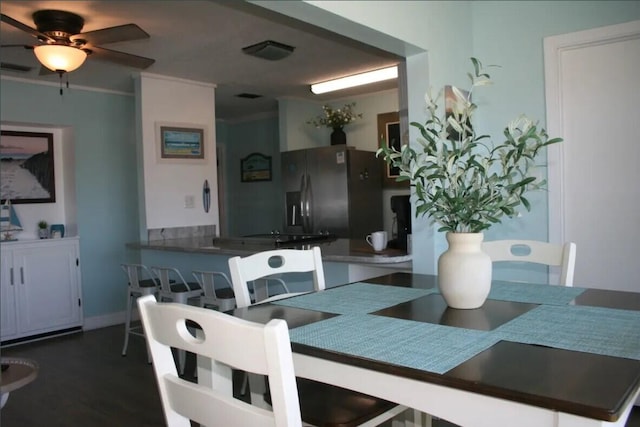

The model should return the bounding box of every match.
[191,270,236,312]
[150,266,203,374]
[121,263,159,363]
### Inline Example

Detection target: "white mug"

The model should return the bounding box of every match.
[366,231,388,252]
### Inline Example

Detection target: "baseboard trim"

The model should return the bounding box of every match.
[83,309,139,331]
[1,326,82,348]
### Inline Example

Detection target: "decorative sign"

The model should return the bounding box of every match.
[241,153,272,182]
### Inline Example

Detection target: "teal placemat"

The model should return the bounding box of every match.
[273,282,435,314]
[496,305,640,360]
[290,314,499,374]
[488,281,585,305]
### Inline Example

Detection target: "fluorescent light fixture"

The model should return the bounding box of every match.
[310,66,398,95]
[34,45,87,73]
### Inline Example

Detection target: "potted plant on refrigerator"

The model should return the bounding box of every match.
[307,102,362,145]
[377,58,562,309]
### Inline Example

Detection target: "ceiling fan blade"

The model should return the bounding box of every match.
[0,44,34,49]
[76,23,149,46]
[89,46,155,69]
[0,62,33,72]
[1,13,54,43]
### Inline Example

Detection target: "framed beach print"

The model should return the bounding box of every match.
[0,130,56,204]
[156,122,206,163]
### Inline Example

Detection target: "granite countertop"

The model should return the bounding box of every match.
[127,235,412,265]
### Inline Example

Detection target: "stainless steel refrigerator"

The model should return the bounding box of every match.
[281,146,383,239]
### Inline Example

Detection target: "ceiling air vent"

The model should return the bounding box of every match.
[235,93,263,99]
[242,40,294,61]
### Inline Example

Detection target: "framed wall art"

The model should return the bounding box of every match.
[377,111,408,189]
[157,123,205,162]
[241,152,272,182]
[0,130,56,204]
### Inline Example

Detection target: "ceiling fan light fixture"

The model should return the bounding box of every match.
[34,44,87,72]
[242,40,295,61]
[310,65,398,95]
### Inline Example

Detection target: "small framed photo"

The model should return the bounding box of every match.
[157,123,206,162]
[0,130,56,204]
[377,112,408,189]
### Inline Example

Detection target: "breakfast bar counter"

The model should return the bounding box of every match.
[126,236,412,265]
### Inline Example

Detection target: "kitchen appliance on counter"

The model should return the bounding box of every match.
[388,195,411,250]
[282,146,383,239]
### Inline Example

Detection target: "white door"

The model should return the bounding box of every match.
[545,20,640,292]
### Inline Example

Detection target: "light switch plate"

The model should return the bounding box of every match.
[184,195,195,209]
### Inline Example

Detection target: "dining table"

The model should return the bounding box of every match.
[197,272,640,427]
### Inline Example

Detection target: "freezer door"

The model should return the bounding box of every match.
[281,150,307,234]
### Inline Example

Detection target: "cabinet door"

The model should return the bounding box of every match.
[1,250,18,339]
[14,240,82,335]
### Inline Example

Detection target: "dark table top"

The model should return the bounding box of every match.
[231,272,640,422]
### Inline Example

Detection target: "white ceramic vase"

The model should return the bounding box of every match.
[437,232,492,309]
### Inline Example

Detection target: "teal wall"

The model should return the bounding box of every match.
[220,115,283,236]
[0,80,139,318]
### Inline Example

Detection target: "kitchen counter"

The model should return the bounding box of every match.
[126,236,411,265]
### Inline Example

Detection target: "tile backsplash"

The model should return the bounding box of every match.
[148,225,216,241]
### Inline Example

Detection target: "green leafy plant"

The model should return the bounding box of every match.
[38,220,48,229]
[377,58,562,233]
[307,102,362,129]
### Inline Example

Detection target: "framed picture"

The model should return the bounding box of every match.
[157,123,205,162]
[445,85,471,141]
[241,152,272,182]
[377,111,408,189]
[0,130,56,204]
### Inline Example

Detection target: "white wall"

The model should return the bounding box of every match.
[135,73,219,231]
[1,123,76,239]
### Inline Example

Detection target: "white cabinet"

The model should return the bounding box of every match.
[1,237,83,343]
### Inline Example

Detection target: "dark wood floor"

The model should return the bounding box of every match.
[1,325,639,427]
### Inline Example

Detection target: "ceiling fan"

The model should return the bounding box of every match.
[0,9,155,76]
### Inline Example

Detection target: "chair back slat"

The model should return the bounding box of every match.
[138,295,302,427]
[482,240,576,286]
[228,247,325,308]
[121,263,158,293]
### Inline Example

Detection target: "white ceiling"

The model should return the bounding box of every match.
[0,1,402,121]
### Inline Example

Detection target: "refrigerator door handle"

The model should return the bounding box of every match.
[300,174,307,230]
[305,173,313,233]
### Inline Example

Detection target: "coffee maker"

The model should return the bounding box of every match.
[388,195,411,250]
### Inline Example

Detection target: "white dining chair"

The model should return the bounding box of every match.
[137,294,303,427]
[229,247,326,308]
[482,240,577,286]
[228,247,410,427]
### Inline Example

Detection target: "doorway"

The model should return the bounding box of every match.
[545,20,640,292]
